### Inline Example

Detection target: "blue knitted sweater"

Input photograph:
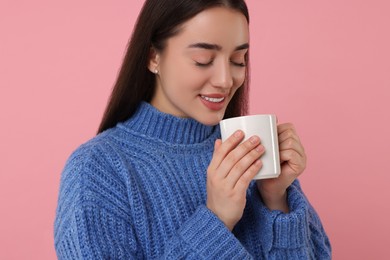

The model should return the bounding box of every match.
[54,102,331,259]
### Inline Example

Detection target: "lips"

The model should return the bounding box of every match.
[200,95,225,103]
[199,94,227,111]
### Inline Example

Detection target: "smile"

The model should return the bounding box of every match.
[200,95,225,103]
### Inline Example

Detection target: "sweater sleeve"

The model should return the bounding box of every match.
[54,146,142,259]
[162,205,253,259]
[234,180,332,259]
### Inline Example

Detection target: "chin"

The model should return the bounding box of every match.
[196,113,225,126]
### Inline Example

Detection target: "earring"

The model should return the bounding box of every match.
[154,69,159,74]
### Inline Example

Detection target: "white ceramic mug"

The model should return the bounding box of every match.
[219,115,281,180]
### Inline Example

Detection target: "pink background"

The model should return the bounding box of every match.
[1,0,389,259]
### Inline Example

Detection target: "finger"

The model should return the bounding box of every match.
[280,154,306,178]
[278,123,300,143]
[279,137,305,159]
[225,144,265,188]
[277,122,296,133]
[217,135,261,179]
[234,159,262,193]
[209,130,244,170]
[278,128,300,144]
[277,123,305,158]
[279,148,298,163]
[279,149,306,173]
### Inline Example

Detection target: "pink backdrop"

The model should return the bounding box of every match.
[1,1,389,259]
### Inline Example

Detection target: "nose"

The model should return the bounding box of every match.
[211,60,234,89]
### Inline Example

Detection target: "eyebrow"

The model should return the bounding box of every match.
[188,42,249,51]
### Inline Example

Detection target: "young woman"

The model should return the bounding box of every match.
[54,0,331,259]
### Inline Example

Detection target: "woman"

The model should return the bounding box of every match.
[54,0,331,259]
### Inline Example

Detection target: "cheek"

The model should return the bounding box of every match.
[176,67,209,90]
[233,70,247,87]
[231,84,242,97]
[176,70,203,90]
[161,63,189,87]
[163,66,206,97]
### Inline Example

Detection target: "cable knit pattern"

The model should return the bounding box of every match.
[54,102,331,259]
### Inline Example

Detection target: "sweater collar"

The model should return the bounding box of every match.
[119,102,217,144]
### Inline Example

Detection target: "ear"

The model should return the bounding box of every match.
[148,47,160,74]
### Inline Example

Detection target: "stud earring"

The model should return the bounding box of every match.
[154,69,159,74]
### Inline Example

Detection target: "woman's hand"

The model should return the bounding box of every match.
[256,123,307,213]
[207,130,264,231]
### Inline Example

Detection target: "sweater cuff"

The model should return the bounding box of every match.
[179,205,250,259]
[252,181,309,251]
[272,187,309,249]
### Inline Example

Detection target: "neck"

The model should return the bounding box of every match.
[119,102,218,144]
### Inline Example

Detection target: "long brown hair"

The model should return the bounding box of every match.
[98,0,250,134]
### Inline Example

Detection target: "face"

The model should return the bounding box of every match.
[149,7,249,126]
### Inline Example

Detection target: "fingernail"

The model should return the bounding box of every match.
[249,136,259,144]
[255,159,262,166]
[256,145,264,152]
[234,130,243,138]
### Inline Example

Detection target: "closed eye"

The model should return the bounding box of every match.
[195,60,213,67]
[231,61,246,67]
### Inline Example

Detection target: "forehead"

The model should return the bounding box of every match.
[167,7,249,50]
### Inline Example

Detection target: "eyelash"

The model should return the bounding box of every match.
[195,60,246,67]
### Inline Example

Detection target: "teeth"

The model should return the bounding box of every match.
[201,95,225,103]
